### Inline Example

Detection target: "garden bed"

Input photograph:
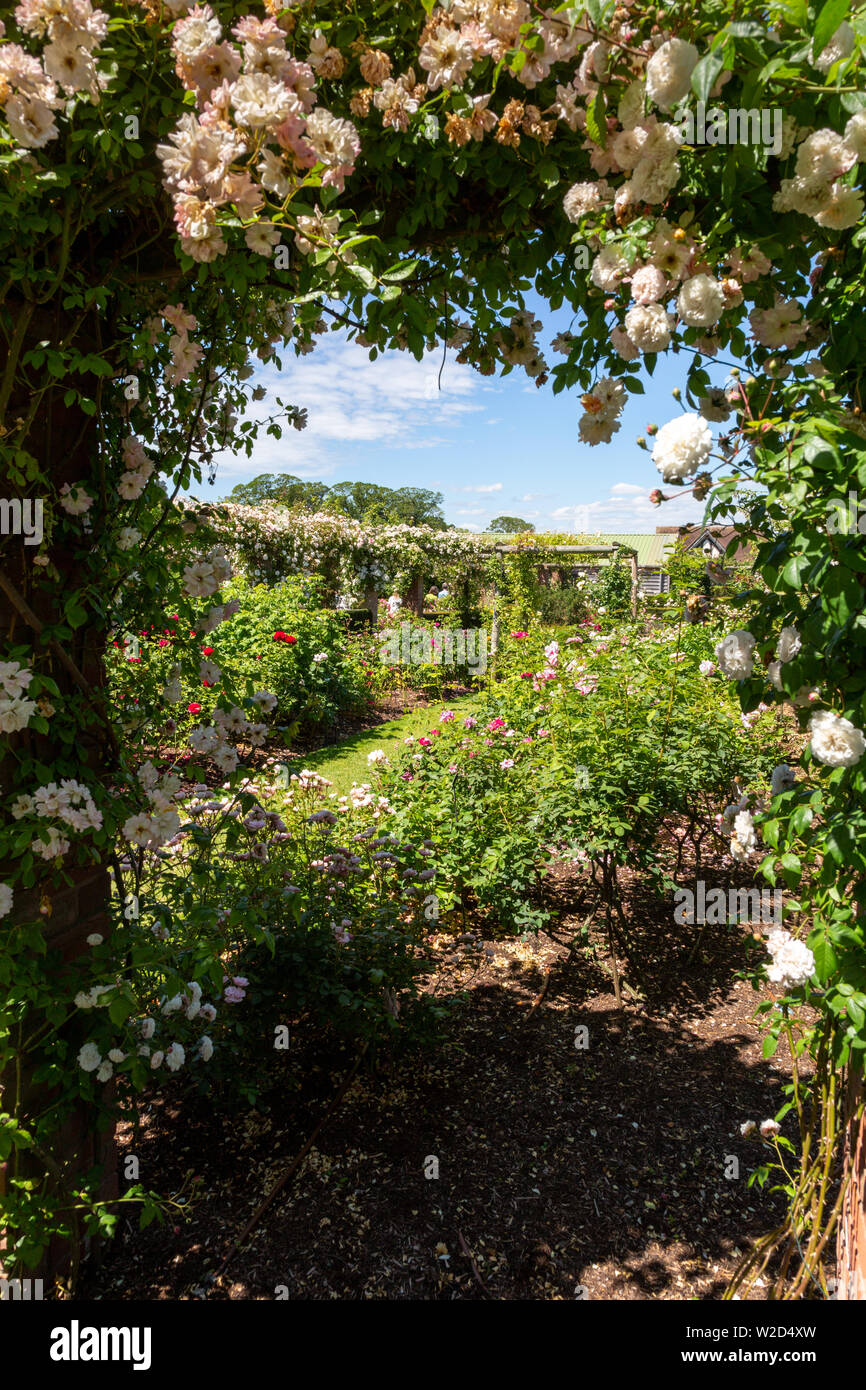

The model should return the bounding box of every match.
[80,860,811,1302]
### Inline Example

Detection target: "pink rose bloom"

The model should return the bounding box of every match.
[224,985,246,1004]
[448,763,458,773]
[418,736,431,747]
[499,759,515,769]
[538,728,550,738]
[440,710,455,722]
[463,717,477,729]
[232,976,249,987]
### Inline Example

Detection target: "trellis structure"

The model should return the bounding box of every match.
[485,544,641,650]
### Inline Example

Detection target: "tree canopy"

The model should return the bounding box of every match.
[487,515,536,533]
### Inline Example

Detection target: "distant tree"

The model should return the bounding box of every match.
[224,473,332,511]
[487,515,535,533]
[326,481,446,528]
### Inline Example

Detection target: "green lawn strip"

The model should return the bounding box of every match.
[292,691,485,794]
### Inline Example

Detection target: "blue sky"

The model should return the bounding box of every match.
[201,292,729,533]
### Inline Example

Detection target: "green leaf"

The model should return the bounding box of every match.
[691,51,725,105]
[586,90,606,149]
[813,0,852,66]
[809,933,838,982]
[763,1032,780,1058]
[382,259,420,282]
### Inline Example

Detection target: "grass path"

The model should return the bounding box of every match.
[290,690,484,794]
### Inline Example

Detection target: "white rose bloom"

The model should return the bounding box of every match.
[231,72,298,128]
[677,274,725,327]
[625,303,674,353]
[304,108,360,168]
[813,21,855,73]
[6,94,59,148]
[610,326,638,361]
[776,625,801,664]
[96,1060,114,1083]
[199,1035,214,1061]
[844,111,866,162]
[137,761,160,790]
[563,180,605,223]
[0,696,38,732]
[645,38,699,111]
[813,183,864,231]
[252,691,278,713]
[165,1042,186,1072]
[590,244,629,291]
[652,412,713,482]
[78,1042,102,1073]
[766,929,815,992]
[213,743,239,774]
[123,813,156,848]
[161,679,184,705]
[770,764,797,797]
[0,884,12,919]
[732,809,758,855]
[0,660,33,698]
[630,264,667,304]
[579,413,620,445]
[699,388,732,423]
[183,561,218,599]
[141,1017,156,1040]
[808,710,866,768]
[715,630,757,679]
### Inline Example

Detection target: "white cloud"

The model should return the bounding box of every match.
[454,482,503,494]
[548,482,703,533]
[207,334,484,493]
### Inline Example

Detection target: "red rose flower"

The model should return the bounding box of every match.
[187,703,202,715]
[202,646,215,656]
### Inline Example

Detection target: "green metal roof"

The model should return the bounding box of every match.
[568,533,676,567]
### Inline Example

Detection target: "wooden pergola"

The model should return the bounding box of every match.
[359,542,640,633]
[485,543,640,649]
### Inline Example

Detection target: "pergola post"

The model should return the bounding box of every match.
[362,582,379,624]
[489,548,503,656]
[409,574,426,617]
[629,551,639,619]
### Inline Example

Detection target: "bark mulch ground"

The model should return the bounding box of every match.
[80,851,807,1302]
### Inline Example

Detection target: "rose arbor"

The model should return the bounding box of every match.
[1,0,866,1296]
